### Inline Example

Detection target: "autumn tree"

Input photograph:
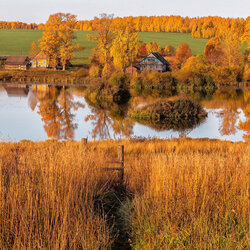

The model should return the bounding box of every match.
[39,13,83,70]
[39,14,62,69]
[39,30,61,69]
[110,20,140,72]
[222,31,242,67]
[87,14,114,77]
[29,41,40,58]
[174,43,192,69]
[139,44,147,57]
[146,41,162,54]
[243,63,250,82]
[58,14,79,70]
[175,54,211,84]
[204,37,224,66]
[164,45,176,56]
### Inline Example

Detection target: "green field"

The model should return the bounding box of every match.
[0,29,209,64]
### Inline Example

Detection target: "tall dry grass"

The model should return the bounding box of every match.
[0,138,249,249]
[0,141,114,249]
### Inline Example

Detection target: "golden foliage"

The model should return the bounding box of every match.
[110,21,140,72]
[145,41,162,54]
[87,14,114,68]
[29,41,40,58]
[39,13,83,70]
[1,16,248,44]
[173,43,192,69]
[164,45,176,56]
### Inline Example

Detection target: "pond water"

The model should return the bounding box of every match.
[0,84,249,142]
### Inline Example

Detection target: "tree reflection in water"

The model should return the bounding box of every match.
[85,99,134,140]
[34,86,84,140]
[28,85,250,141]
[201,88,249,141]
[238,90,250,142]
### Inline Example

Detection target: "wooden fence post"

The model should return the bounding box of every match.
[118,145,124,183]
[81,138,88,145]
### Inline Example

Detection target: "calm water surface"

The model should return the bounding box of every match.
[0,84,249,142]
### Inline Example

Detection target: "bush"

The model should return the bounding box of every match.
[132,99,207,121]
[74,68,89,78]
[0,71,12,81]
[143,72,176,90]
[130,76,143,95]
[211,66,244,85]
[108,72,129,89]
[89,65,100,78]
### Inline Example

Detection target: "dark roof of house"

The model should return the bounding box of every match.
[140,52,170,65]
[5,56,30,65]
[151,53,169,65]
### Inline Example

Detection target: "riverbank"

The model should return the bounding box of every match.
[0,138,249,249]
[0,68,88,85]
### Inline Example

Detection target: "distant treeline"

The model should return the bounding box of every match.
[0,21,45,30]
[1,15,249,40]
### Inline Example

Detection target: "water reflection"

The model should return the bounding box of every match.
[201,88,250,142]
[85,98,134,140]
[34,86,84,140]
[0,84,249,142]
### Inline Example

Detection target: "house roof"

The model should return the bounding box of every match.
[5,56,30,65]
[5,87,29,97]
[139,52,170,65]
[151,53,169,65]
[33,51,48,60]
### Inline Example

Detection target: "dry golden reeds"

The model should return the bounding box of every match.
[0,138,249,249]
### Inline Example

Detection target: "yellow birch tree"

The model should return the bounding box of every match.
[110,21,140,72]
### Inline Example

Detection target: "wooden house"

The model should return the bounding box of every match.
[31,51,49,68]
[31,51,72,69]
[5,56,31,70]
[139,53,170,72]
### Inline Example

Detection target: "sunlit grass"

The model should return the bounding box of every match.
[0,138,249,248]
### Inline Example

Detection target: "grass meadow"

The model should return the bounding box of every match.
[0,138,249,249]
[0,30,209,65]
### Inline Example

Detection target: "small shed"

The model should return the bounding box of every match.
[5,56,31,70]
[139,52,170,73]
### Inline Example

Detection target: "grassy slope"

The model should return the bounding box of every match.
[0,139,249,249]
[138,32,209,55]
[0,30,208,64]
